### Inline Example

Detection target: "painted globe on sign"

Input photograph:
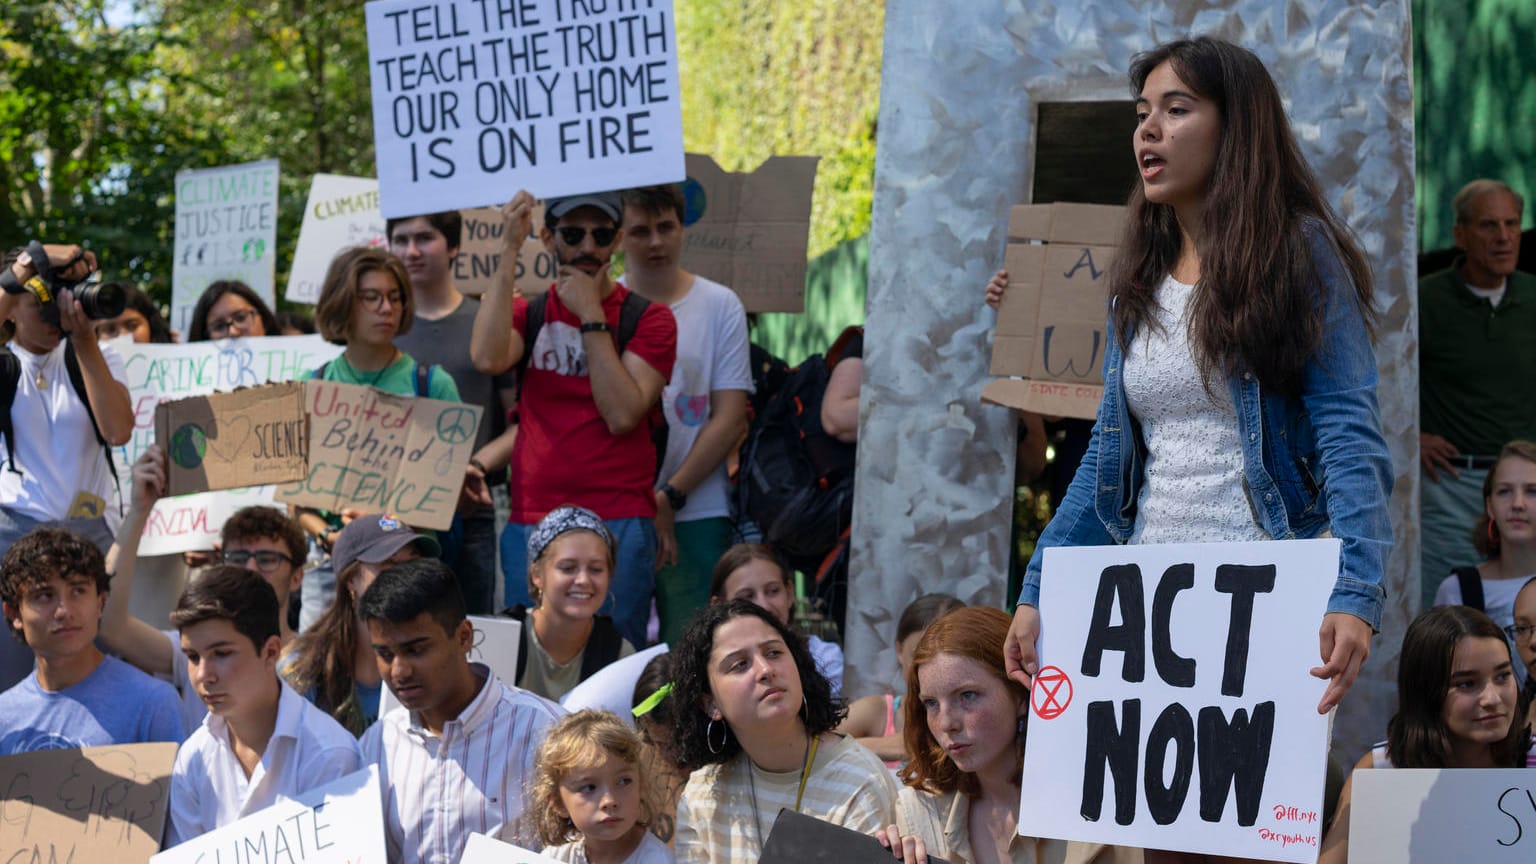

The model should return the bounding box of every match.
[681,177,707,227]
[170,423,207,469]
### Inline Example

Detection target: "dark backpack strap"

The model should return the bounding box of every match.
[316,360,330,379]
[616,290,651,356]
[515,293,548,383]
[0,349,20,476]
[1453,566,1485,612]
[414,362,430,397]
[63,343,119,494]
[579,616,626,681]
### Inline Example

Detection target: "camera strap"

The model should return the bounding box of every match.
[0,344,119,498]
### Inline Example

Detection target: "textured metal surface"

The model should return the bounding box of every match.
[848,0,1417,767]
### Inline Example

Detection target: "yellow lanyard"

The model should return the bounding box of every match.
[794,734,820,812]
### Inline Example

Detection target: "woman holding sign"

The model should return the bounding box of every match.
[1317,605,1533,863]
[878,606,1141,864]
[294,247,464,630]
[1002,38,1392,723]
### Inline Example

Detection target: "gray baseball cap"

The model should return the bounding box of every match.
[544,191,623,227]
[330,513,440,575]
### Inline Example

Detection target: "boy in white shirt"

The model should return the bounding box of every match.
[166,565,360,844]
[360,557,564,860]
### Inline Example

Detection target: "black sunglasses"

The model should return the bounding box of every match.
[556,226,618,247]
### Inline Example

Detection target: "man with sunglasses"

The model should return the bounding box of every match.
[99,445,310,730]
[471,189,677,647]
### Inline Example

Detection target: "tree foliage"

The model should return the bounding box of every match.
[1,0,884,335]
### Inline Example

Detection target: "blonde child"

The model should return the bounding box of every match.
[529,709,674,864]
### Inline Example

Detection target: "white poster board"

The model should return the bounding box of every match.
[1016,540,1338,862]
[150,765,385,863]
[364,0,684,217]
[379,615,521,716]
[287,174,388,304]
[462,832,562,864]
[561,642,668,724]
[1349,768,1536,862]
[171,159,280,333]
[117,335,343,555]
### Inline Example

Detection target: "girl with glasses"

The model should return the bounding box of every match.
[294,247,462,632]
[186,280,278,341]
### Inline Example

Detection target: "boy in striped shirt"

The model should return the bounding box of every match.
[359,558,565,860]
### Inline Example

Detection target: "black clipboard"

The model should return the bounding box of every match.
[760,808,951,864]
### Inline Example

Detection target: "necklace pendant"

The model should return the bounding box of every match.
[34,371,46,389]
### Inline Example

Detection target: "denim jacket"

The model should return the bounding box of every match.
[1019,227,1395,630]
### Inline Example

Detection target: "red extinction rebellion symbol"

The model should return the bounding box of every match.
[1031,666,1073,720]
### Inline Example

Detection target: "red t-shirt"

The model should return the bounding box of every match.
[509,283,677,522]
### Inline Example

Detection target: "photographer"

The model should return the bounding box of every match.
[1,243,133,689]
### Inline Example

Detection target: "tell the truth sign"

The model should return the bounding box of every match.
[1018,540,1337,862]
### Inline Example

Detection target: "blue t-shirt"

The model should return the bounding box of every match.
[0,654,185,754]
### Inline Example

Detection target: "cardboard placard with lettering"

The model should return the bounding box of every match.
[0,743,177,864]
[276,380,482,530]
[680,153,819,313]
[117,335,344,556]
[456,204,558,296]
[287,174,388,304]
[1348,768,1536,862]
[155,383,309,495]
[980,202,1122,420]
[171,159,280,333]
[365,0,685,218]
[150,765,385,864]
[1016,539,1337,862]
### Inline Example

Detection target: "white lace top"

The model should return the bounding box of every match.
[1122,275,1269,545]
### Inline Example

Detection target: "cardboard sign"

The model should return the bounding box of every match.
[364,0,685,218]
[116,335,344,556]
[980,202,1122,420]
[1017,539,1338,862]
[171,159,280,333]
[276,380,482,530]
[561,642,668,721]
[456,204,558,296]
[378,615,521,716]
[680,153,818,313]
[0,743,177,864]
[287,174,388,304]
[150,765,385,864]
[1349,768,1536,862]
[155,383,309,495]
[461,832,561,864]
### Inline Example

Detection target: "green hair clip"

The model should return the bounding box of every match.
[631,682,674,718]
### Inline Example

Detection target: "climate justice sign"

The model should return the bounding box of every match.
[365,0,684,217]
[1016,540,1338,862]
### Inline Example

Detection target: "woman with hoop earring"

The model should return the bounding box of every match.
[669,600,898,863]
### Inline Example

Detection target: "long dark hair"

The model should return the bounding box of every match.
[1386,606,1530,768]
[280,562,368,735]
[113,283,174,343]
[1110,36,1375,398]
[670,600,844,768]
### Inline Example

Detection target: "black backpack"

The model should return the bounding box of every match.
[1,344,119,493]
[734,327,860,571]
[1452,566,1485,612]
[501,604,626,684]
[518,289,668,480]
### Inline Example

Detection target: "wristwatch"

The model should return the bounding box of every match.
[660,483,687,511]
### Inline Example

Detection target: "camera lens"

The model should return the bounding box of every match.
[75,282,126,320]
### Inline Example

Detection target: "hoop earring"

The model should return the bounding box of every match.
[707,718,727,755]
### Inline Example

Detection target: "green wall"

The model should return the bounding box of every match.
[1414,0,1536,251]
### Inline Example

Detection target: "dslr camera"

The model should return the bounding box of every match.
[19,240,125,326]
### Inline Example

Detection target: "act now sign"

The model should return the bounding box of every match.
[1017,539,1338,862]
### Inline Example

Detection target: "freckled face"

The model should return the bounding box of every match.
[917,652,1024,776]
